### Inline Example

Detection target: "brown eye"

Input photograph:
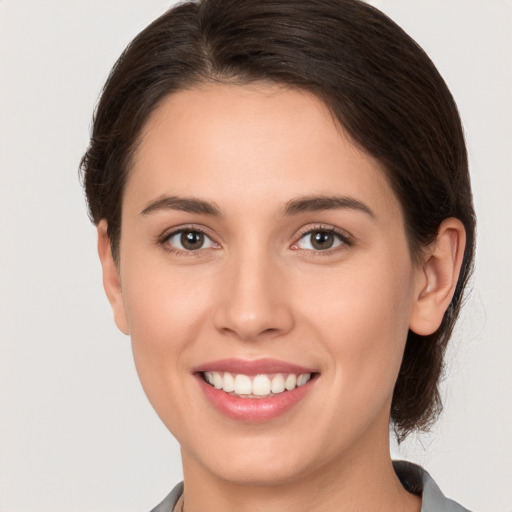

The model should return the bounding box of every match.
[294,228,348,252]
[165,229,217,252]
[181,231,205,250]
[310,230,335,250]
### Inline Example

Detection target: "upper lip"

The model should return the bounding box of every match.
[192,358,318,376]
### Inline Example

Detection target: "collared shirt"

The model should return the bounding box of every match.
[394,461,472,512]
[149,461,472,512]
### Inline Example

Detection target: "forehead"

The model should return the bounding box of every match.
[126,83,401,221]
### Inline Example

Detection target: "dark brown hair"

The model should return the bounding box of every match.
[80,0,475,440]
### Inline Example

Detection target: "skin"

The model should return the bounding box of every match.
[98,84,465,512]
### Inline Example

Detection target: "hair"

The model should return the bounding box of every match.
[80,0,475,440]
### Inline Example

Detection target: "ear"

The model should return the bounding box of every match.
[409,218,466,336]
[97,220,129,335]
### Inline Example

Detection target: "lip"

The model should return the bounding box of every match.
[193,358,319,422]
[193,357,317,376]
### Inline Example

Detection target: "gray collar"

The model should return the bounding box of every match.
[394,460,472,512]
[150,462,472,512]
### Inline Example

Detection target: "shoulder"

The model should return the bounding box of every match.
[393,460,473,512]
[149,482,183,512]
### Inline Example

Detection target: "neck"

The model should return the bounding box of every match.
[179,427,420,512]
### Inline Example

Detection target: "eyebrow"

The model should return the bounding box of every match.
[141,195,221,216]
[140,194,374,218]
[282,195,375,218]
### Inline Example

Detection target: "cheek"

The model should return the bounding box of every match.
[120,259,214,403]
[296,253,416,394]
[123,255,214,337]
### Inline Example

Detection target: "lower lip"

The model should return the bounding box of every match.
[196,375,316,422]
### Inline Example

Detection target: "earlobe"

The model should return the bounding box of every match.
[97,220,130,335]
[409,218,466,336]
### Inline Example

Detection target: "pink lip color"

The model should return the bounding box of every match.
[193,358,318,422]
[193,357,316,376]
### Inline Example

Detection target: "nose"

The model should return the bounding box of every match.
[212,250,294,341]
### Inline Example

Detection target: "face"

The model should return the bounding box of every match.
[105,84,427,485]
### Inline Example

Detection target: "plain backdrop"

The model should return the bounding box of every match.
[0,1,511,511]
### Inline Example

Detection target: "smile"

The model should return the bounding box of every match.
[194,359,318,422]
[202,371,312,398]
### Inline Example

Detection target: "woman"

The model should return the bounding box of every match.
[80,0,475,510]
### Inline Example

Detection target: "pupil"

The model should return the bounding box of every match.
[312,231,333,250]
[181,231,204,250]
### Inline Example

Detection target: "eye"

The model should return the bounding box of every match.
[164,229,218,252]
[292,228,349,251]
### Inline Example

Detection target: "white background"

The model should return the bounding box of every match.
[0,1,510,511]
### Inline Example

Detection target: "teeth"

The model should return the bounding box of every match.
[234,374,252,395]
[223,372,235,392]
[271,374,285,393]
[203,371,312,397]
[297,374,309,387]
[285,374,297,390]
[212,372,223,389]
[253,375,271,396]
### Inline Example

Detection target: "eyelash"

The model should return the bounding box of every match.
[158,225,219,257]
[157,224,353,256]
[291,224,354,256]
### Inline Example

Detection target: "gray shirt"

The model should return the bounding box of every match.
[149,461,472,512]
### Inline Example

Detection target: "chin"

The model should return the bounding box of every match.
[206,454,311,487]
[180,426,333,488]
